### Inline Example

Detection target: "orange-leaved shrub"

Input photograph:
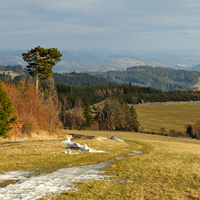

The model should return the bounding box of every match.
[3,80,61,136]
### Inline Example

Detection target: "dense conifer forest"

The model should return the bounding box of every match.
[14,71,114,86]
[53,72,113,86]
[56,83,200,107]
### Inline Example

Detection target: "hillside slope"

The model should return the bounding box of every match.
[88,66,200,91]
[14,72,114,86]
[189,64,200,71]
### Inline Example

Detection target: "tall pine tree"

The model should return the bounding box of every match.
[22,46,62,94]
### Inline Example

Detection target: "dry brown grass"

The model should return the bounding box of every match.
[0,130,69,142]
[65,129,200,145]
[50,130,200,200]
[0,130,140,174]
[2,130,200,199]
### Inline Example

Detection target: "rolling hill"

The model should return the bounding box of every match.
[88,66,200,91]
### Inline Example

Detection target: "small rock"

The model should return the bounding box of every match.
[107,136,124,142]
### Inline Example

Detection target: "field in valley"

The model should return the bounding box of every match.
[193,77,200,90]
[135,101,200,134]
[0,70,19,79]
[1,130,200,199]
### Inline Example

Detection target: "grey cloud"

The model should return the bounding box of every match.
[2,0,200,50]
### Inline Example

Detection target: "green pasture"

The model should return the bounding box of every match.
[135,102,200,133]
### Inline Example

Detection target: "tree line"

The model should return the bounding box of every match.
[0,65,24,73]
[56,83,200,107]
[59,98,140,132]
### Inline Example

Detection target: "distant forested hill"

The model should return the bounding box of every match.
[0,65,23,73]
[88,66,200,91]
[53,72,114,86]
[14,72,114,86]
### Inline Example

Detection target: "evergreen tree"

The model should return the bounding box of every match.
[186,125,193,137]
[22,46,62,94]
[98,99,139,131]
[0,83,17,137]
[94,106,104,130]
[129,106,140,132]
[84,100,94,128]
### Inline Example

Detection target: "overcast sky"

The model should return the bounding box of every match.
[2,0,200,51]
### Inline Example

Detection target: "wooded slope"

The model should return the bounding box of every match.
[88,66,200,91]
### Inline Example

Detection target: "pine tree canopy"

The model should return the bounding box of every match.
[22,46,62,93]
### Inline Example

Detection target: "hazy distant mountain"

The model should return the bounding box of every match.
[0,50,25,66]
[54,51,179,72]
[140,53,200,69]
[188,64,200,71]
[1,49,200,73]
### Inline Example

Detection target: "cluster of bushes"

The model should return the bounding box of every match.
[0,80,61,137]
[185,122,200,139]
[60,98,140,132]
[140,128,187,137]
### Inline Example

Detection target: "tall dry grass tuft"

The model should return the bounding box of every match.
[3,80,61,136]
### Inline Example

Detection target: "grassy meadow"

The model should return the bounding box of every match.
[0,133,139,175]
[40,130,200,200]
[135,102,200,133]
[1,130,200,199]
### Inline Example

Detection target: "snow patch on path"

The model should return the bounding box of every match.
[63,139,107,153]
[0,157,123,200]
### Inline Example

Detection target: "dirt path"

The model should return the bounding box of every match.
[0,151,142,200]
[0,160,115,199]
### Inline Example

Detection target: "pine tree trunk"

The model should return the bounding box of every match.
[36,72,38,94]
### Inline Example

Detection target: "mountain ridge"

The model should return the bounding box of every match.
[1,49,200,72]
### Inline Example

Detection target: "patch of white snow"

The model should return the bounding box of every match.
[61,138,71,143]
